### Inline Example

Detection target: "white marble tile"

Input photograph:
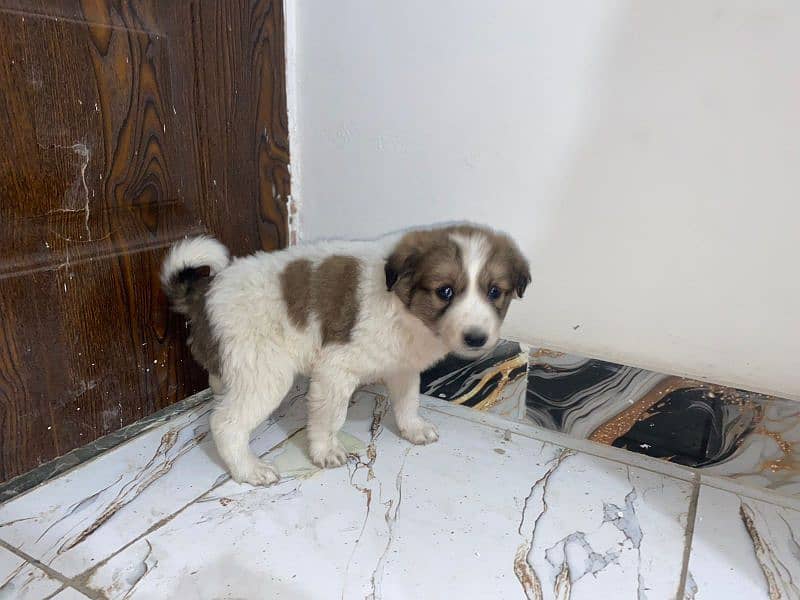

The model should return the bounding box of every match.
[686,485,800,599]
[51,587,91,599]
[0,382,309,578]
[0,545,62,599]
[424,394,697,482]
[86,392,692,600]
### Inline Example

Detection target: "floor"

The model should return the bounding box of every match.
[424,341,800,497]
[0,347,798,599]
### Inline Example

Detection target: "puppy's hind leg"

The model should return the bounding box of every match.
[306,367,358,469]
[209,359,294,486]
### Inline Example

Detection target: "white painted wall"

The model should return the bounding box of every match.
[289,1,800,398]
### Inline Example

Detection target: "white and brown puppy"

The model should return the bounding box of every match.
[161,224,529,486]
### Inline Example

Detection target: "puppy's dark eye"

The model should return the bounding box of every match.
[487,286,502,301]
[436,286,454,301]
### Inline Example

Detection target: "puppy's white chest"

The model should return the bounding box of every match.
[395,317,449,372]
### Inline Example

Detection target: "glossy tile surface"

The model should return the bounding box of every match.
[0,389,214,503]
[421,340,529,421]
[51,589,91,600]
[524,347,800,499]
[0,381,308,577]
[421,342,800,500]
[686,485,800,599]
[0,390,692,599]
[0,545,62,599]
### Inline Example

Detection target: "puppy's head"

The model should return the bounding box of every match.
[385,224,530,358]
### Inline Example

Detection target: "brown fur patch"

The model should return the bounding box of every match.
[313,255,361,345]
[478,232,531,317]
[281,259,313,329]
[183,278,221,376]
[385,228,468,326]
[386,224,530,323]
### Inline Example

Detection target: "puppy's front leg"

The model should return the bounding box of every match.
[306,368,358,468]
[385,371,439,445]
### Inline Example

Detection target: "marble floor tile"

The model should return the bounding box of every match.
[0,389,214,504]
[50,588,92,600]
[0,381,309,578]
[686,485,800,599]
[0,545,62,599]
[421,340,528,420]
[526,347,800,499]
[81,393,691,600]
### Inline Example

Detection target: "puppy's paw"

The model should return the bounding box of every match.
[399,419,439,445]
[233,458,280,487]
[309,439,349,469]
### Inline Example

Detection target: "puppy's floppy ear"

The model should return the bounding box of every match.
[384,245,418,291]
[505,241,531,298]
[513,255,531,298]
[384,260,401,290]
[383,231,436,296]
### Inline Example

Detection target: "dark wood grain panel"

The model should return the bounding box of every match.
[0,0,290,482]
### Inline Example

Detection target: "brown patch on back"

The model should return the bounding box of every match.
[313,255,360,345]
[281,259,313,328]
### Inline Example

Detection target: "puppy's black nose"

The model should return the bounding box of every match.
[463,329,488,348]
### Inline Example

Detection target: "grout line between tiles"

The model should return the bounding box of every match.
[676,475,701,600]
[516,349,530,422]
[0,390,214,505]
[70,422,306,588]
[0,538,100,599]
[697,474,800,512]
[420,392,800,509]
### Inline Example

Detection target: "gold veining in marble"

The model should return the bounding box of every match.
[529,348,565,362]
[451,353,528,411]
[757,428,798,474]
[589,376,688,445]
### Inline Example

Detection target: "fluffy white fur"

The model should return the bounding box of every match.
[442,232,501,355]
[161,235,230,284]
[163,230,510,486]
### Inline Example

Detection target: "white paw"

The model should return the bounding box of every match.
[233,458,280,487]
[309,439,349,469]
[400,419,439,445]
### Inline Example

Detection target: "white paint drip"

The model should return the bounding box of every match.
[72,143,91,238]
[51,142,92,240]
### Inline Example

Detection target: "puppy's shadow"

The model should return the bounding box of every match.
[171,554,315,600]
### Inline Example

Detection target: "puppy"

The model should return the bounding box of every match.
[161,224,529,486]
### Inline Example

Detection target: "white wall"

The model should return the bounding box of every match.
[289,0,800,399]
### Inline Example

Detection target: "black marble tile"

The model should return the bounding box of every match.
[609,385,759,466]
[525,347,800,497]
[421,340,528,413]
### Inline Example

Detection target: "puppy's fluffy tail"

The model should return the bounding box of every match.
[161,236,230,315]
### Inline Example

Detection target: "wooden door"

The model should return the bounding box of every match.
[0,0,290,482]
